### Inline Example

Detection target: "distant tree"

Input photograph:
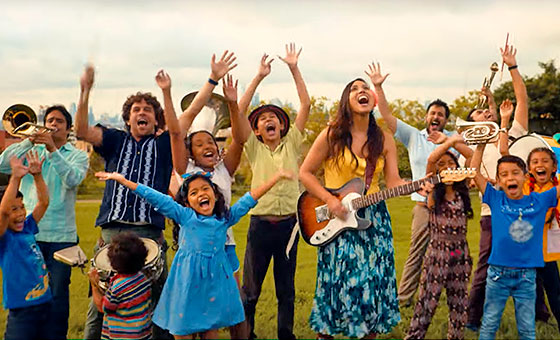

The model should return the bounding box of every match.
[77,151,105,196]
[389,98,426,130]
[450,90,479,121]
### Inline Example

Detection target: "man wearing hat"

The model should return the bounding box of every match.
[236,43,310,340]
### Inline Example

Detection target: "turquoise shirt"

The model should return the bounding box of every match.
[0,139,88,242]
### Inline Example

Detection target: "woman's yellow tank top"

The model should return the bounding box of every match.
[324,148,384,195]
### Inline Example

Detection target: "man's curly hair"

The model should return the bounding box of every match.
[107,232,148,275]
[121,92,165,132]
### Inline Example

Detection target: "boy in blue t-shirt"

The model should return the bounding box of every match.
[472,144,560,340]
[0,152,51,340]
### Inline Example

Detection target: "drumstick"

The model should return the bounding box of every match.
[500,32,509,81]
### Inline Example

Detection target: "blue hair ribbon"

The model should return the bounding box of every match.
[181,171,212,180]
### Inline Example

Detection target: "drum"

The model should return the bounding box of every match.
[92,237,163,291]
[509,133,560,175]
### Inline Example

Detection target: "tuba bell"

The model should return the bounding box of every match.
[2,104,55,137]
[456,117,500,145]
[180,92,231,141]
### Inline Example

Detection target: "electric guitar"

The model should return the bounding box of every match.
[297,168,476,246]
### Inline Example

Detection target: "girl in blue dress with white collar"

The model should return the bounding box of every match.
[95,169,292,339]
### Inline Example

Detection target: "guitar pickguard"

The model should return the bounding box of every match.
[309,192,370,246]
[315,205,330,223]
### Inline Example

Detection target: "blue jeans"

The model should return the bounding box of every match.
[4,302,51,340]
[37,241,76,340]
[479,265,536,340]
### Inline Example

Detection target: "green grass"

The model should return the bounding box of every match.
[1,195,560,339]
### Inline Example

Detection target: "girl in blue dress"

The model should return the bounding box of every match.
[96,169,292,339]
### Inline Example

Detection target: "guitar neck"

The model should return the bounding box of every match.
[352,175,441,210]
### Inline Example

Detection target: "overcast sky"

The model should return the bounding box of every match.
[2,0,559,118]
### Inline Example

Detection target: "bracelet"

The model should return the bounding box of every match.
[499,128,507,133]
[508,65,518,71]
[208,78,219,86]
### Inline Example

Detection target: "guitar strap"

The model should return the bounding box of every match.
[364,156,375,193]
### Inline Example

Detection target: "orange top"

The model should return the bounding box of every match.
[523,178,560,262]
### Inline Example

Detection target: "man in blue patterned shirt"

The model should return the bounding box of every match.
[75,65,182,340]
[0,105,89,339]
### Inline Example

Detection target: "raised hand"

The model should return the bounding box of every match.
[210,51,237,82]
[365,62,390,87]
[222,74,238,102]
[427,131,448,144]
[95,171,125,183]
[26,150,44,176]
[80,64,95,91]
[278,43,302,68]
[155,69,171,91]
[499,99,514,121]
[257,53,274,78]
[9,156,29,179]
[500,44,517,68]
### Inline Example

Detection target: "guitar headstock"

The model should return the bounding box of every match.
[439,167,477,183]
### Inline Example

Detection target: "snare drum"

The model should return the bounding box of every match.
[92,237,163,291]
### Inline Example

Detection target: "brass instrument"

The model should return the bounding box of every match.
[180,92,231,140]
[476,62,500,109]
[456,117,500,145]
[3,104,55,137]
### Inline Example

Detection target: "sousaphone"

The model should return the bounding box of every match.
[180,92,231,141]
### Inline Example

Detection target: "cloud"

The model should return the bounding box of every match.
[1,0,559,116]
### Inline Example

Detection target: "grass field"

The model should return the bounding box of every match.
[1,194,560,339]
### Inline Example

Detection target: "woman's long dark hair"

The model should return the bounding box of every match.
[433,151,473,219]
[327,78,384,171]
[171,174,229,250]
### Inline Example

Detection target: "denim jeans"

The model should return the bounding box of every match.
[479,265,536,340]
[4,302,51,340]
[37,241,76,340]
[83,224,172,340]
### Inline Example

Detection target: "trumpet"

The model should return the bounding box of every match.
[476,62,500,109]
[456,117,500,145]
[2,104,56,137]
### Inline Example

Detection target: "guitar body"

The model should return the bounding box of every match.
[297,168,475,247]
[297,178,371,246]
